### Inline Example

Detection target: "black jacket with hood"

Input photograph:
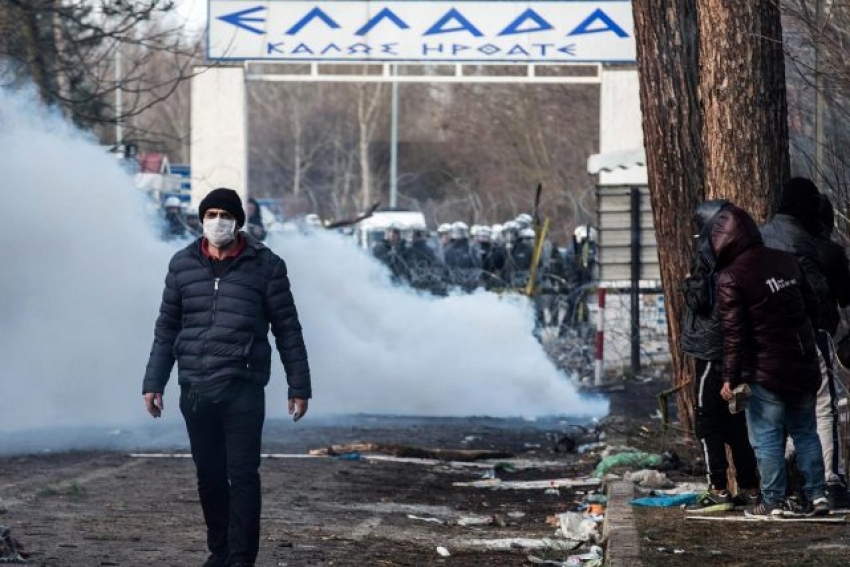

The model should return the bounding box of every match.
[143,233,311,399]
[680,200,731,361]
[712,206,820,400]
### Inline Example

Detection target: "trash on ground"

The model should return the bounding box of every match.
[406,514,445,525]
[545,488,560,496]
[507,511,526,519]
[625,469,674,489]
[548,512,601,542]
[630,493,700,507]
[456,514,495,527]
[481,468,497,480]
[309,442,513,461]
[645,482,708,495]
[462,538,583,551]
[594,452,662,477]
[577,442,607,454]
[436,546,451,557]
[657,547,686,554]
[567,545,604,566]
[452,478,602,490]
[332,452,361,461]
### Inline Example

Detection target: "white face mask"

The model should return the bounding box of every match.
[203,217,237,247]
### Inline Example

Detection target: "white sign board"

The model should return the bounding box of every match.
[208,1,635,63]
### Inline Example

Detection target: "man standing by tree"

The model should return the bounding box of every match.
[143,188,311,567]
[761,178,850,507]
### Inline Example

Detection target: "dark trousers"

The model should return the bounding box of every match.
[693,359,759,491]
[180,382,265,565]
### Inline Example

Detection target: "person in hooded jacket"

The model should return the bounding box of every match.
[762,177,849,507]
[812,194,850,507]
[245,197,267,241]
[681,200,759,513]
[712,204,828,517]
[143,188,311,567]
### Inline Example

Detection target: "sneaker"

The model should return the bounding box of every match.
[685,490,734,514]
[745,500,784,518]
[827,482,850,510]
[780,495,814,517]
[731,488,760,510]
[811,496,831,517]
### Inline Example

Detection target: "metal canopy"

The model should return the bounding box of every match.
[244,62,603,84]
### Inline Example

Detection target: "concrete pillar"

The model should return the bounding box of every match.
[190,65,247,206]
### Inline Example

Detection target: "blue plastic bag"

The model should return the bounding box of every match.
[629,493,699,507]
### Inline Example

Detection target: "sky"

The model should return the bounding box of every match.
[173,0,208,31]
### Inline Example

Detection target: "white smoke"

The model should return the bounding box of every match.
[0,88,606,436]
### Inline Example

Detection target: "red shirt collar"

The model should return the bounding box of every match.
[201,233,246,260]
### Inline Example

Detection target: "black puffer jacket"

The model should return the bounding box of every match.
[143,234,311,399]
[680,201,731,361]
[713,206,820,399]
[761,213,827,330]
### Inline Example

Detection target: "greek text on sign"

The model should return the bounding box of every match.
[208,1,635,63]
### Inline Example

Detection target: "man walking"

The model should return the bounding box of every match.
[143,188,311,567]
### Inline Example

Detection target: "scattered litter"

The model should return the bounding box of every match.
[456,514,495,527]
[308,443,513,461]
[625,469,674,489]
[524,443,542,449]
[462,538,582,551]
[544,488,560,496]
[507,511,526,519]
[333,452,361,461]
[648,482,708,495]
[657,547,686,555]
[594,452,661,477]
[436,546,451,557]
[494,462,517,474]
[453,478,601,490]
[528,555,568,566]
[462,436,478,444]
[630,493,699,507]
[407,514,445,525]
[566,545,604,566]
[481,469,497,480]
[577,442,606,454]
[552,512,600,542]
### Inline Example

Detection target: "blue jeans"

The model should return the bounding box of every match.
[745,383,826,505]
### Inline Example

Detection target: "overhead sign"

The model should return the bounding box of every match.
[208,1,635,63]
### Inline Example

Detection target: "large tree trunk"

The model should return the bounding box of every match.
[698,0,789,219]
[632,0,704,432]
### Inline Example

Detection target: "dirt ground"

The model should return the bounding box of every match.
[4,379,850,566]
[612,381,850,567]
[0,416,605,566]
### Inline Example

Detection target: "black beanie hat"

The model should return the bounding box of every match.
[778,177,820,229]
[199,188,245,227]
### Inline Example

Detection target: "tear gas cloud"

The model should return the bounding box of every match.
[0,88,606,437]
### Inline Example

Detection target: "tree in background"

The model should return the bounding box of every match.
[633,0,789,431]
[0,0,200,144]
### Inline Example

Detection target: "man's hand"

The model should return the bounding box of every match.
[720,382,733,401]
[289,398,308,422]
[144,393,164,418]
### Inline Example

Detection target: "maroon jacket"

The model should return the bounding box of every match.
[711,206,820,400]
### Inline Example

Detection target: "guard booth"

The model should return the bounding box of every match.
[588,152,669,377]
